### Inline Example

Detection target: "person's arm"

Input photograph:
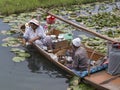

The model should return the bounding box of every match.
[28,36,40,44]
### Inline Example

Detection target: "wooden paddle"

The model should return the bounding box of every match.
[87,48,97,77]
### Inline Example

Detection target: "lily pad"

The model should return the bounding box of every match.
[2,37,21,47]
[18,52,31,58]
[10,48,25,53]
[12,56,25,62]
[0,30,7,35]
[2,37,17,42]
[1,43,8,47]
[0,15,4,18]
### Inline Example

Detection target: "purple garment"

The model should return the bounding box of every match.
[72,47,88,71]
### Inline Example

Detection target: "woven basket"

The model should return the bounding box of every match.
[46,29,64,37]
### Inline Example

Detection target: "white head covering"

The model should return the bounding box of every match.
[72,38,81,47]
[29,19,39,26]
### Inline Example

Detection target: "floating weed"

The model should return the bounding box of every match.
[68,76,95,90]
[69,76,80,86]
[79,83,95,90]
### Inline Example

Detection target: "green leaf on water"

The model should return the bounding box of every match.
[0,30,7,34]
[0,15,4,18]
[10,48,25,53]
[18,52,31,57]
[12,56,25,62]
[69,76,80,86]
[72,85,81,90]
[1,43,8,47]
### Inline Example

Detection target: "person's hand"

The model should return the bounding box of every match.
[28,39,34,44]
[26,42,30,46]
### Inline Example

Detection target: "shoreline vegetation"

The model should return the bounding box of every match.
[0,0,111,15]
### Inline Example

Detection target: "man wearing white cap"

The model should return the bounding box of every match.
[70,38,88,71]
[23,19,52,49]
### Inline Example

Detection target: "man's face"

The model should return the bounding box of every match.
[29,22,38,30]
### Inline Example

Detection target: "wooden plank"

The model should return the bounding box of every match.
[84,71,113,84]
[101,77,120,90]
[100,75,120,84]
[84,70,120,90]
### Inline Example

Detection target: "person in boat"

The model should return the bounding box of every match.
[67,38,88,71]
[22,19,52,50]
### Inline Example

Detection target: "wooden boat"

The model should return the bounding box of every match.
[45,12,120,90]
[20,27,120,90]
[20,11,120,89]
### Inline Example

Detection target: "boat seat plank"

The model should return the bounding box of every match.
[101,77,120,90]
[84,70,116,84]
[84,70,120,90]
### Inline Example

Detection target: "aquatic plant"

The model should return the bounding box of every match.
[68,76,95,90]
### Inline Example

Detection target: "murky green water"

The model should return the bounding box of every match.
[0,19,68,90]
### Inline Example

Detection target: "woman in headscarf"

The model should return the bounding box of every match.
[23,19,52,50]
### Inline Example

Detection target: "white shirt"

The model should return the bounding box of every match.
[23,25,46,39]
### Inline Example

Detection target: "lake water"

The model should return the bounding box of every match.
[0,19,68,90]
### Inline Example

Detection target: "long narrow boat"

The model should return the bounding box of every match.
[45,12,120,90]
[20,27,119,90]
[20,13,120,90]
[31,36,120,90]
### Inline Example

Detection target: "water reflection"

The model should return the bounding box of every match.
[26,46,66,78]
[27,48,41,73]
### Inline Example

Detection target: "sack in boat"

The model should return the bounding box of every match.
[108,48,120,75]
